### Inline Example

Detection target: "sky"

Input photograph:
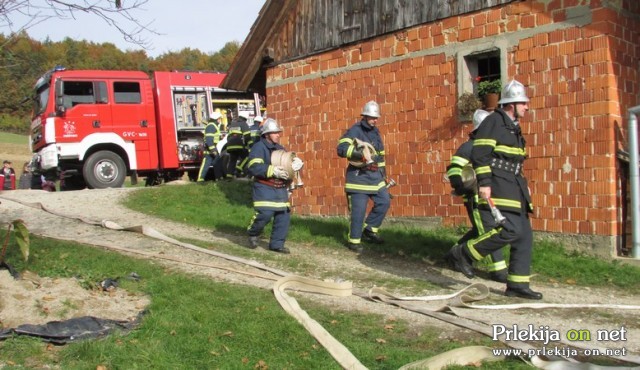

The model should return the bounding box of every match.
[4,0,266,58]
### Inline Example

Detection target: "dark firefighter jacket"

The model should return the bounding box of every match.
[226,118,251,152]
[203,120,221,153]
[248,122,261,148]
[471,109,532,214]
[247,137,290,211]
[447,139,475,199]
[337,119,386,194]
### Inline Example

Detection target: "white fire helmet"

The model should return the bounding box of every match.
[253,115,264,123]
[361,100,380,118]
[472,109,490,130]
[238,111,250,120]
[211,111,222,120]
[261,118,283,135]
[498,80,530,105]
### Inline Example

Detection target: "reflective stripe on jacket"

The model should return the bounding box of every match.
[447,139,474,197]
[336,119,386,194]
[471,109,532,213]
[247,137,290,210]
[203,120,221,153]
[226,118,251,152]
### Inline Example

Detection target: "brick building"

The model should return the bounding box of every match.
[222,0,640,257]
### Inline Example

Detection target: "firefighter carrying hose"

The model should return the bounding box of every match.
[246,118,302,254]
[446,109,508,283]
[337,101,391,254]
[196,111,223,182]
[225,111,252,179]
[445,80,542,300]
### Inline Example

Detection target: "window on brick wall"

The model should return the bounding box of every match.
[456,47,505,119]
[462,49,501,96]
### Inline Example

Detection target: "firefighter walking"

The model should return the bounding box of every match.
[196,111,223,182]
[248,115,264,148]
[225,111,252,179]
[337,101,390,254]
[446,109,507,283]
[246,118,302,254]
[446,80,542,300]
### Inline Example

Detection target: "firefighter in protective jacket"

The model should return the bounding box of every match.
[225,111,252,178]
[248,115,264,148]
[196,111,223,182]
[246,118,302,254]
[337,101,391,253]
[446,109,507,283]
[446,80,542,300]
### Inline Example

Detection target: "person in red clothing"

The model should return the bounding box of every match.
[1,160,16,190]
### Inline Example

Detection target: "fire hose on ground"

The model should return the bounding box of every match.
[2,195,640,369]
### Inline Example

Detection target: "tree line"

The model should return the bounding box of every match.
[0,32,240,134]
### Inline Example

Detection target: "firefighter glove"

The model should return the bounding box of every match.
[273,166,290,180]
[291,157,304,171]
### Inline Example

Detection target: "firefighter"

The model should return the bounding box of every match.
[446,109,507,283]
[337,101,391,254]
[196,111,223,182]
[224,111,252,179]
[1,160,16,190]
[446,80,542,300]
[248,115,264,148]
[246,118,301,254]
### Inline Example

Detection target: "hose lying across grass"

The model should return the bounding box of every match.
[3,195,640,369]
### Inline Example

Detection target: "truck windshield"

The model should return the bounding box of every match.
[33,82,50,117]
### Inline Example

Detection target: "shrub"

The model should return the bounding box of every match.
[457,92,482,119]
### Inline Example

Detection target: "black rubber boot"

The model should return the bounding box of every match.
[505,286,543,300]
[445,244,475,279]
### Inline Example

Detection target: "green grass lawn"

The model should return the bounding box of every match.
[0,132,29,145]
[0,233,526,370]
[124,182,640,293]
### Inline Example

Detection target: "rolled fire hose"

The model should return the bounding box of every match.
[271,149,304,188]
[443,164,477,194]
[460,164,477,192]
[348,139,376,168]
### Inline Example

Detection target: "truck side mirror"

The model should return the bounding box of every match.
[54,80,66,116]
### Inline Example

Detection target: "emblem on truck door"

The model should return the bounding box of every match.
[63,121,77,138]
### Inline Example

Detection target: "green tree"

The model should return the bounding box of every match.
[0,33,240,134]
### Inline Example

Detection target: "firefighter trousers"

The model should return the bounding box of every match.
[197,153,220,181]
[459,197,507,273]
[463,206,533,288]
[226,150,248,178]
[247,208,291,251]
[346,189,390,244]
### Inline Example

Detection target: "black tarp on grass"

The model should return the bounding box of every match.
[0,313,144,344]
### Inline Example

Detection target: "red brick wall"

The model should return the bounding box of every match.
[266,0,640,240]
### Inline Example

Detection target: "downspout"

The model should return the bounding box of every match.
[628,105,640,259]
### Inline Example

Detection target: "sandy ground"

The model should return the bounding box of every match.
[1,186,640,365]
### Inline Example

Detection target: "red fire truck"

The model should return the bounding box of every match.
[29,67,261,189]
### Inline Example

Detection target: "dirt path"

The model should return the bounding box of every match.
[1,186,639,362]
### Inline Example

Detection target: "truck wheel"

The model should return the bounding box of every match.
[83,151,126,189]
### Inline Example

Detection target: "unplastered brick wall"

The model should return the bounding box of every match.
[265,0,639,243]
